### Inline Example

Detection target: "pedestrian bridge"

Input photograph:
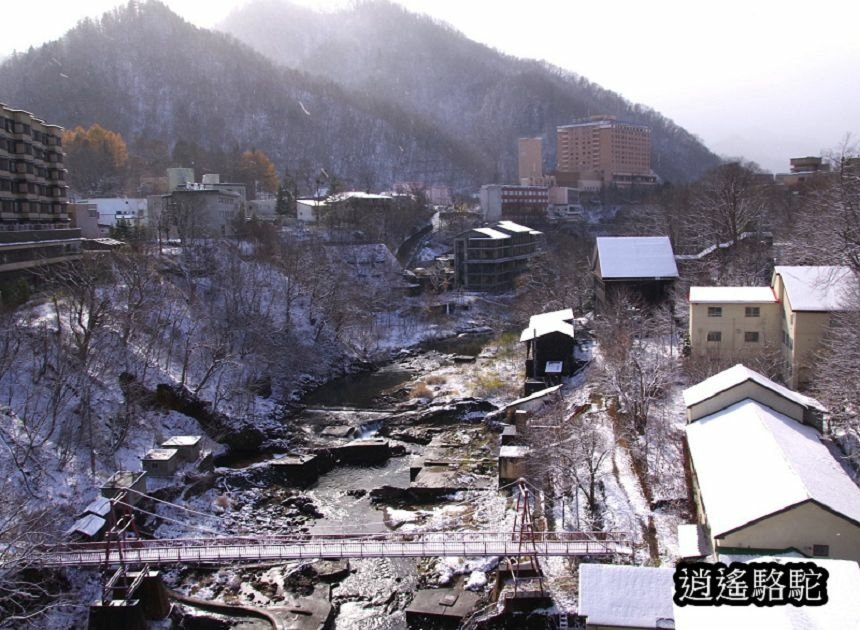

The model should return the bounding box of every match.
[34,530,631,568]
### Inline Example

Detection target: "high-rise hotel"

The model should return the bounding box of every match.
[0,104,80,280]
[556,116,655,187]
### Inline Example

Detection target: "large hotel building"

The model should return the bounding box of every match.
[0,104,79,281]
[556,116,655,187]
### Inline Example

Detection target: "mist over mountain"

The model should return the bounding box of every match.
[0,1,488,190]
[0,0,718,192]
[219,0,720,184]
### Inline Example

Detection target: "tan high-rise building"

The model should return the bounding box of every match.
[518,137,543,184]
[556,116,654,187]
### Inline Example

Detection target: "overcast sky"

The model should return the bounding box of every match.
[3,0,858,173]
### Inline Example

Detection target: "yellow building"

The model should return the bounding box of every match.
[688,286,780,359]
[688,266,858,388]
[771,266,857,388]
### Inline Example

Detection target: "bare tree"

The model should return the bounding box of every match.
[591,292,677,436]
[690,160,770,250]
[527,401,613,528]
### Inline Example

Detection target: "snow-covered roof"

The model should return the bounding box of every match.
[685,399,860,537]
[504,384,563,410]
[143,448,178,461]
[325,191,393,204]
[162,435,201,447]
[496,220,542,235]
[81,496,112,518]
[499,445,530,458]
[472,227,510,239]
[578,564,675,628]
[688,286,777,303]
[519,308,575,341]
[65,514,106,538]
[673,557,860,629]
[774,265,858,311]
[595,236,679,279]
[682,364,825,413]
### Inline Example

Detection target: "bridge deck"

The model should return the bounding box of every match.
[34,531,631,568]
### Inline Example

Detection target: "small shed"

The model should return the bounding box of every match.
[160,435,203,461]
[521,308,575,378]
[499,445,530,483]
[100,470,147,506]
[405,589,480,628]
[65,513,107,541]
[141,448,180,477]
[501,425,518,445]
[81,495,113,519]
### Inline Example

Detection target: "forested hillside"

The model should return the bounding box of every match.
[0,1,486,190]
[0,1,718,191]
[220,0,720,184]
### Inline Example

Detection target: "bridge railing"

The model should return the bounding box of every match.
[32,530,631,567]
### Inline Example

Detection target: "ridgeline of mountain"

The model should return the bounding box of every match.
[0,1,487,189]
[0,0,718,191]
[219,0,720,184]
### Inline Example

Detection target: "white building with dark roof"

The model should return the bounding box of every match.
[592,236,678,307]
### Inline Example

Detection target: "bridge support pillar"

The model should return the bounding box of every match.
[128,570,171,620]
[88,599,146,630]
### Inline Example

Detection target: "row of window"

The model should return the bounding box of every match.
[0,179,65,197]
[0,159,65,180]
[1,118,61,145]
[0,139,63,162]
[706,331,760,343]
[707,306,761,318]
[0,199,65,214]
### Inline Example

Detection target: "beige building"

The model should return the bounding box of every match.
[688,266,858,388]
[772,266,857,387]
[688,286,780,360]
[683,367,860,562]
[556,116,655,187]
[0,103,80,281]
[517,137,543,184]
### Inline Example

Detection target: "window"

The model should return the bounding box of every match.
[812,544,829,557]
[744,331,760,343]
[707,307,722,317]
[745,307,760,317]
[707,331,722,342]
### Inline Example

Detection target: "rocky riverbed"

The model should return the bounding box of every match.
[161,333,522,628]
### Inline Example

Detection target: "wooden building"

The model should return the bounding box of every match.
[592,236,678,307]
[520,308,575,379]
